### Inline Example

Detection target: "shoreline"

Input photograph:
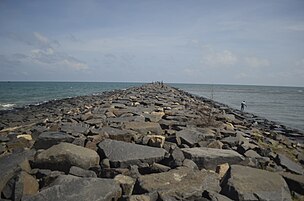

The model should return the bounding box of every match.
[0,83,303,200]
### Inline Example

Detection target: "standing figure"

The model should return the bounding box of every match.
[241,101,247,112]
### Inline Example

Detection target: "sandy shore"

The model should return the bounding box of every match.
[0,83,303,201]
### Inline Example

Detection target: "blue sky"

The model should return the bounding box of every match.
[0,0,304,86]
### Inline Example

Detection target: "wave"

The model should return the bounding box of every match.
[0,103,16,110]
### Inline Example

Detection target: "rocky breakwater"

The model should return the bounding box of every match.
[0,83,303,201]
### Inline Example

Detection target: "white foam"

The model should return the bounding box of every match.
[0,103,16,109]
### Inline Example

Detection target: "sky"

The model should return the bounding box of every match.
[0,0,304,86]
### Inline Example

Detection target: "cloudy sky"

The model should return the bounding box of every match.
[0,0,304,86]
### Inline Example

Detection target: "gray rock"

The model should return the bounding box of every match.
[69,166,97,178]
[182,147,244,170]
[202,190,233,201]
[60,123,89,135]
[101,127,135,142]
[137,167,220,200]
[123,122,163,135]
[23,175,122,201]
[171,147,185,167]
[244,150,262,158]
[98,139,166,168]
[33,131,75,150]
[275,154,304,175]
[176,128,214,146]
[34,142,100,173]
[182,159,199,170]
[0,150,34,193]
[221,165,292,201]
[281,172,304,195]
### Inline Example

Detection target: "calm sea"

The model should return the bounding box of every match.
[0,82,303,132]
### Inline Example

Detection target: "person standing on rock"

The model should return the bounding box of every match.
[241,101,247,112]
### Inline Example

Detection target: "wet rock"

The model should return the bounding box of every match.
[182,147,244,170]
[275,154,304,175]
[123,122,163,135]
[69,166,97,178]
[33,131,75,150]
[23,175,122,201]
[33,142,100,173]
[221,165,292,201]
[98,139,166,168]
[137,167,220,199]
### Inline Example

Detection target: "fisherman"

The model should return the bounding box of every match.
[241,101,247,112]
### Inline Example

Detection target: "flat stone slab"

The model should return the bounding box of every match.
[176,128,214,146]
[138,167,220,200]
[34,142,100,173]
[98,139,166,168]
[33,131,75,149]
[275,154,304,175]
[221,165,292,201]
[23,175,121,201]
[182,147,244,170]
[123,122,163,135]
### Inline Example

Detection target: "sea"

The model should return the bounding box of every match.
[0,82,303,132]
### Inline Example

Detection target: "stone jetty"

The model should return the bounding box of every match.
[0,83,303,201]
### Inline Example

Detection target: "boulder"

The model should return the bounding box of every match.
[182,147,244,170]
[176,128,214,146]
[275,154,304,175]
[221,165,292,201]
[137,167,220,200]
[33,131,75,150]
[123,122,163,135]
[146,135,165,148]
[0,150,34,193]
[98,139,166,168]
[23,175,122,201]
[33,142,100,173]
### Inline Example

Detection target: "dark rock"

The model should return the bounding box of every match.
[182,147,244,170]
[275,154,304,175]
[23,175,122,201]
[33,142,100,173]
[114,174,135,196]
[2,176,15,199]
[202,190,233,201]
[33,131,75,150]
[170,147,185,167]
[0,135,10,142]
[69,166,97,178]
[281,172,304,195]
[98,139,166,168]
[0,150,34,193]
[244,150,262,158]
[0,143,6,154]
[137,167,220,199]
[221,165,292,201]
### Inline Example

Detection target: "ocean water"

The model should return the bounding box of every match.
[173,84,304,132]
[0,82,303,132]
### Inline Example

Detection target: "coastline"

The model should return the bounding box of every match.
[0,83,303,200]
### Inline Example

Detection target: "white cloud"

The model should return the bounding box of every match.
[62,58,88,70]
[243,57,270,68]
[201,50,238,66]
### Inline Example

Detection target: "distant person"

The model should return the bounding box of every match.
[241,101,247,112]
